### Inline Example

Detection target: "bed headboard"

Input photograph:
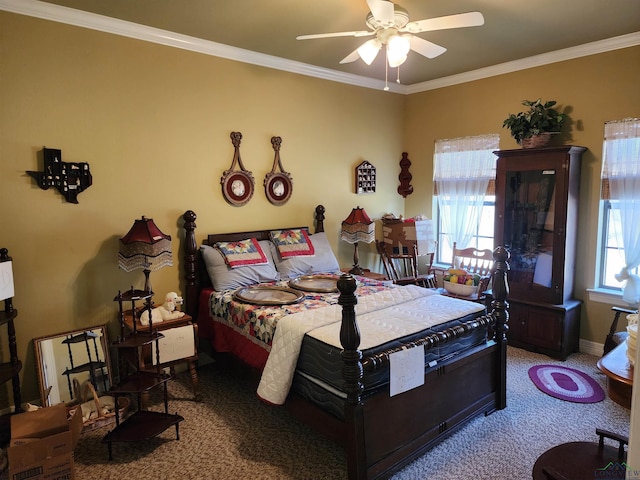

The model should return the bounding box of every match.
[181,205,326,318]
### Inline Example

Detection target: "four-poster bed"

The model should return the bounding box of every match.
[181,205,509,480]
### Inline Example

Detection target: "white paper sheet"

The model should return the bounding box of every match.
[389,345,425,396]
[533,252,553,287]
[152,325,195,365]
[0,261,14,302]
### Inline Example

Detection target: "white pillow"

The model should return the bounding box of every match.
[270,232,340,279]
[201,240,279,291]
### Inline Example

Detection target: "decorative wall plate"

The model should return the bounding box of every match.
[264,136,293,206]
[221,132,255,206]
[233,286,304,305]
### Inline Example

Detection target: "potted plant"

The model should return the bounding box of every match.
[502,99,567,148]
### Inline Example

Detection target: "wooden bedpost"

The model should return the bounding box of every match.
[338,273,366,480]
[315,204,326,233]
[182,210,198,319]
[490,246,510,410]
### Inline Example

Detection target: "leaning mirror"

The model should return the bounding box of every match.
[33,324,112,407]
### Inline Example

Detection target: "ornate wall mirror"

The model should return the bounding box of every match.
[33,324,112,407]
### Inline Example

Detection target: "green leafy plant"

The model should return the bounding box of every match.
[502,99,567,144]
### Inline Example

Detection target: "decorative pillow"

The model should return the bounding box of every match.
[270,232,340,279]
[270,229,315,258]
[201,240,278,291]
[215,238,268,268]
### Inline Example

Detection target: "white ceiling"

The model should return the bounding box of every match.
[5,0,640,92]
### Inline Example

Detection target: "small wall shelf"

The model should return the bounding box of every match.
[356,160,376,194]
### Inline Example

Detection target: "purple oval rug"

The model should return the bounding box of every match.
[528,365,605,403]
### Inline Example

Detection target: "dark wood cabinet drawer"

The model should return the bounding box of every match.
[507,299,580,360]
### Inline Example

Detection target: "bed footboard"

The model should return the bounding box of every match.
[337,246,509,480]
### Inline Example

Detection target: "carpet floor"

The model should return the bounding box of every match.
[28,347,635,479]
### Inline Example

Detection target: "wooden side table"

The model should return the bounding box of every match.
[597,342,633,409]
[532,430,628,479]
[123,310,200,403]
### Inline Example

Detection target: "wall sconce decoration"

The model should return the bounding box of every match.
[27,147,92,203]
[355,160,376,194]
[264,136,293,206]
[341,206,375,275]
[118,217,173,293]
[397,152,413,198]
[221,132,255,206]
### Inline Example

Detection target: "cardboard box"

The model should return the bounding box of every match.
[382,219,435,256]
[8,403,83,480]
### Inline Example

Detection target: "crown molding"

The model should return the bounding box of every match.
[404,32,640,94]
[2,0,638,95]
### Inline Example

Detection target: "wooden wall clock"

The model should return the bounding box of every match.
[220,132,255,206]
[264,136,293,206]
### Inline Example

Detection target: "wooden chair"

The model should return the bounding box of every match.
[376,241,436,288]
[442,242,494,303]
[452,242,494,276]
[603,306,638,355]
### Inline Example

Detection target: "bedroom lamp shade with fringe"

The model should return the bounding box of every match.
[118,216,173,292]
[341,206,375,276]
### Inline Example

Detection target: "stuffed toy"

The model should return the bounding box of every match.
[140,292,185,326]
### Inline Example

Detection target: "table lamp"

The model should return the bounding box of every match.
[341,206,375,275]
[118,216,173,292]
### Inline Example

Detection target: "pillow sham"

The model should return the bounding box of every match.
[269,231,340,279]
[201,240,278,291]
[215,238,267,268]
[270,229,315,258]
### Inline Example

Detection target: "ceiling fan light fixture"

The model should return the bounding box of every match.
[357,39,381,65]
[387,34,410,67]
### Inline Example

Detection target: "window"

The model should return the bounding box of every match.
[599,200,638,289]
[597,118,640,304]
[433,134,499,265]
[436,196,495,265]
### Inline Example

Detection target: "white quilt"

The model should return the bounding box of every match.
[256,285,484,405]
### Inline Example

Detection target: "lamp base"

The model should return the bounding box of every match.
[349,265,365,276]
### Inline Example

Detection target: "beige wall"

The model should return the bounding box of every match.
[1,10,638,407]
[0,12,405,404]
[404,46,640,348]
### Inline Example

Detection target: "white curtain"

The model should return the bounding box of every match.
[603,118,640,306]
[434,134,499,250]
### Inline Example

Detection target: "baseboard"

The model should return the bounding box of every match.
[579,339,604,357]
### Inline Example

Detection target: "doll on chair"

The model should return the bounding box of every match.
[140,291,185,326]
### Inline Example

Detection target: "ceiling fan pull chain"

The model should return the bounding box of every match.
[384,49,390,91]
[396,65,401,84]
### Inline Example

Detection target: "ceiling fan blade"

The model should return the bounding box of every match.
[366,0,395,25]
[403,11,485,34]
[296,30,374,40]
[340,47,364,64]
[409,36,447,59]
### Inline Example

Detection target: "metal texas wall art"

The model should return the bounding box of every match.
[27,147,92,204]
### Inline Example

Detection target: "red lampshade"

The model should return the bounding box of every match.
[341,207,375,245]
[118,217,173,273]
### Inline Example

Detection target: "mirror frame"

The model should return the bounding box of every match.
[33,324,112,407]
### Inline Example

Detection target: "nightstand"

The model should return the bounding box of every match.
[123,310,200,403]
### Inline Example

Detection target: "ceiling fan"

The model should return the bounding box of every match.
[296,0,484,87]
